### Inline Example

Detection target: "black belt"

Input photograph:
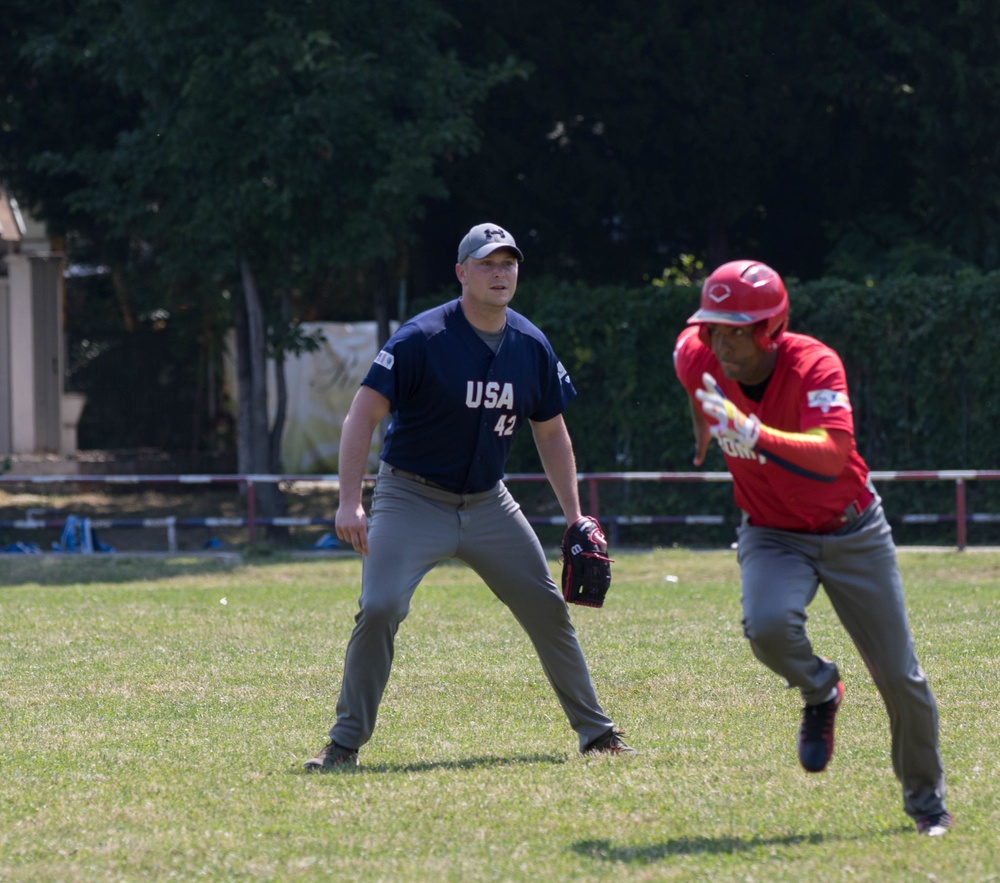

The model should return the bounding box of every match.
[744,484,876,534]
[380,463,452,491]
[811,486,876,534]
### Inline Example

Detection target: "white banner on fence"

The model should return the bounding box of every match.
[225,322,396,474]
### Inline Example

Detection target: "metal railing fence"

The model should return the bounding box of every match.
[2,470,999,552]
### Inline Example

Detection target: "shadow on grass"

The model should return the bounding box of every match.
[0,554,248,586]
[571,827,912,862]
[296,753,567,776]
[0,551,360,587]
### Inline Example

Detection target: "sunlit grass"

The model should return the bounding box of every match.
[0,549,996,881]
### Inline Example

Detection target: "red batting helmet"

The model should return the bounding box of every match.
[687,260,789,352]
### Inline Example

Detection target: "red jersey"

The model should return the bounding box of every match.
[673,326,871,532]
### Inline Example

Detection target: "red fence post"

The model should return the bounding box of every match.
[246,479,257,546]
[955,477,966,551]
[587,477,600,519]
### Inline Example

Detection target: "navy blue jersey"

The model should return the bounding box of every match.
[361,298,577,492]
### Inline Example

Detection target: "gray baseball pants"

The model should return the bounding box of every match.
[737,497,947,819]
[328,464,614,752]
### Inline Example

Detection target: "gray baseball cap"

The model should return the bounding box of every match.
[457,223,524,263]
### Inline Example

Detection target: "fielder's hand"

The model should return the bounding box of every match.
[335,501,370,556]
[695,372,761,452]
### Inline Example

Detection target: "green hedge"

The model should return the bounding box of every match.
[500,270,1000,544]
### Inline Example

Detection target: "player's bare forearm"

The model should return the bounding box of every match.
[337,389,387,503]
[530,415,583,526]
[335,386,389,555]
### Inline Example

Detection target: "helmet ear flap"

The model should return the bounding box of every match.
[698,325,712,347]
[753,319,786,352]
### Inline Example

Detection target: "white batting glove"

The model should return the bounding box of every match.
[694,372,761,453]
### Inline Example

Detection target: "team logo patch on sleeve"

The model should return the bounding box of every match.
[807,389,850,413]
[557,361,570,383]
[374,349,394,370]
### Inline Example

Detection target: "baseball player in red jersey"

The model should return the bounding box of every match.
[673,260,952,836]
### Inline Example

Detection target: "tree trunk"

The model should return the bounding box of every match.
[233,293,254,477]
[238,258,289,543]
[269,292,291,474]
[269,352,287,475]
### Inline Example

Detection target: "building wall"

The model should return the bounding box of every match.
[0,277,10,454]
[1,186,66,457]
[0,245,64,454]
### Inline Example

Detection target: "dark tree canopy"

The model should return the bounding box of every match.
[417,0,1000,293]
[3,0,999,469]
[5,0,1000,299]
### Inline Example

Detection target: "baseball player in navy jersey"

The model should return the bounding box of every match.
[673,260,951,837]
[304,223,634,770]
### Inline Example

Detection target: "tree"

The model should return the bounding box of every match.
[808,0,1000,275]
[426,0,1000,287]
[5,0,520,529]
[431,0,836,285]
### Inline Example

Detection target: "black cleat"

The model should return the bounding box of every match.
[916,811,953,837]
[797,681,844,773]
[303,741,359,771]
[582,728,638,756]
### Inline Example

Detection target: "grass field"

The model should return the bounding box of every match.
[1,548,997,881]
